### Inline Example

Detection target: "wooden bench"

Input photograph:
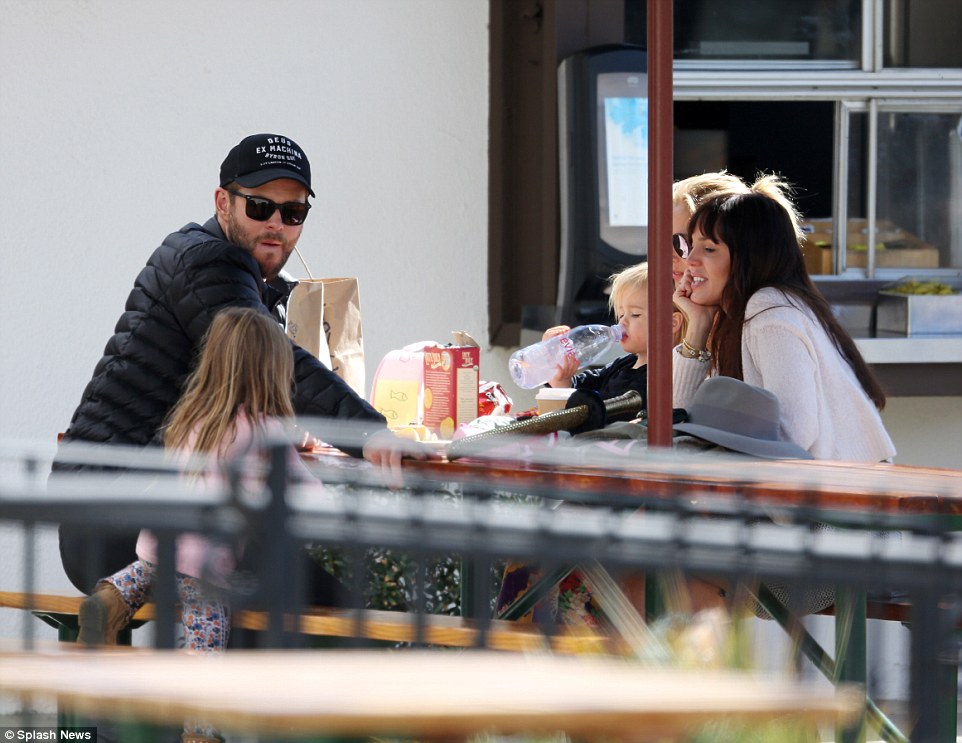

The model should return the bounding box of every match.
[0,591,607,654]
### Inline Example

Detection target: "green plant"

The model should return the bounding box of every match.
[310,545,503,616]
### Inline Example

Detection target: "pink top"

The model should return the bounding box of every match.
[136,412,315,585]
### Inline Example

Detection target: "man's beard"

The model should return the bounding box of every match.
[224,209,293,281]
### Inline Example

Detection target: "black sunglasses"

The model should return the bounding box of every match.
[672,232,690,260]
[228,189,311,226]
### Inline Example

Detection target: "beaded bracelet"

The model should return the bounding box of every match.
[679,338,712,363]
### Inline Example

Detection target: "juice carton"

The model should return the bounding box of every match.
[371,337,480,440]
[421,344,480,439]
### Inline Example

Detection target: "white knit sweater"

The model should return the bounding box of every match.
[673,287,896,463]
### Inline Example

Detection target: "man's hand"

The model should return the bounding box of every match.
[362,427,437,486]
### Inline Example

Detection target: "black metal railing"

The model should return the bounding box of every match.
[2,427,961,742]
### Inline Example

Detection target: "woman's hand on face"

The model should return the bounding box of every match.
[672,268,698,310]
[673,269,719,342]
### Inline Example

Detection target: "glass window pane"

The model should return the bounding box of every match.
[800,111,868,277]
[841,111,962,274]
[672,0,861,64]
[884,2,962,68]
[673,100,834,216]
[876,111,962,270]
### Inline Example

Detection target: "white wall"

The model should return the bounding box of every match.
[881,396,962,468]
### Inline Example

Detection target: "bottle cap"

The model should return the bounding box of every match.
[610,324,624,340]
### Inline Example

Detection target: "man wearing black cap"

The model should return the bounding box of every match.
[55,133,414,598]
[217,133,315,285]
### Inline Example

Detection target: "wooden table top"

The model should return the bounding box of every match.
[388,450,962,518]
[0,649,861,740]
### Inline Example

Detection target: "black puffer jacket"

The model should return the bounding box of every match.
[58,216,386,462]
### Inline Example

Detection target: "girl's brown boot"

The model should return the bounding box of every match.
[77,582,128,645]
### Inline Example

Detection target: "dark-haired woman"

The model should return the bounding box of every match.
[672,186,895,463]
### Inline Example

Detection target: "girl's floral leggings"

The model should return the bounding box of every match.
[103,559,231,652]
[101,559,231,739]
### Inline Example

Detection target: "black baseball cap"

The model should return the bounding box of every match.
[219,133,314,196]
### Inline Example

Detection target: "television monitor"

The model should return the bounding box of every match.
[557,45,648,325]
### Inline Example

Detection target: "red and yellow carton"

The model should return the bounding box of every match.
[371,337,480,440]
[421,344,480,439]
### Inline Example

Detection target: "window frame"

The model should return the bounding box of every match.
[488,0,962,346]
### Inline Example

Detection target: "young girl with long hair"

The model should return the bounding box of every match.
[672,183,894,462]
[79,306,313,742]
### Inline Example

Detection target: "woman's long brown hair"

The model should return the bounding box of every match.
[692,190,887,410]
[163,306,295,455]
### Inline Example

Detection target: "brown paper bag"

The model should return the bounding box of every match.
[287,277,366,397]
[286,280,332,368]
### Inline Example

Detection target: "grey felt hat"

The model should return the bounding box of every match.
[673,376,813,460]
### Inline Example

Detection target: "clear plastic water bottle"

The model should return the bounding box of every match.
[508,324,624,389]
